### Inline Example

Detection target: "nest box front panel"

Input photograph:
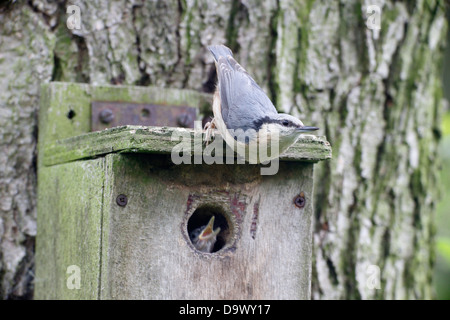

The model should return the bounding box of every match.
[100,153,314,299]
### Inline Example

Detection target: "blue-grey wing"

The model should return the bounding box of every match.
[209,45,278,131]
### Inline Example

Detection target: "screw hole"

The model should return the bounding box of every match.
[67,109,76,119]
[141,108,150,118]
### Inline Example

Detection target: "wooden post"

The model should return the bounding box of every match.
[35,82,331,299]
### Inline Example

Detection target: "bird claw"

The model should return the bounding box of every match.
[203,118,216,145]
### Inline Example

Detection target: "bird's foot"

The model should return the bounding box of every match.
[203,118,216,145]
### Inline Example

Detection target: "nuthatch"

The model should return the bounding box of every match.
[205,45,318,161]
[189,216,221,253]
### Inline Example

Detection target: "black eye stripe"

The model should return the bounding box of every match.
[252,117,297,130]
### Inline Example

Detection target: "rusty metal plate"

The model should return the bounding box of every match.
[91,101,197,131]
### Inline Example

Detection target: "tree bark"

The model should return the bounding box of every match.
[0,0,447,299]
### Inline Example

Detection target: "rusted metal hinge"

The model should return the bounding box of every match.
[91,101,197,131]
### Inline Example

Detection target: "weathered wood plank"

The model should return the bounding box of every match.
[35,158,106,299]
[100,154,314,299]
[42,125,332,166]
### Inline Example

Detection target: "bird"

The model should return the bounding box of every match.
[189,216,221,253]
[205,45,318,163]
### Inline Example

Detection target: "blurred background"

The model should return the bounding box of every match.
[435,6,450,299]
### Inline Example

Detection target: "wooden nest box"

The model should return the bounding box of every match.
[35,82,331,299]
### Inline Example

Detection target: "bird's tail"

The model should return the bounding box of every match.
[208,45,233,62]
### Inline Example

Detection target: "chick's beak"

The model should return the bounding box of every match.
[199,216,221,240]
[296,126,319,133]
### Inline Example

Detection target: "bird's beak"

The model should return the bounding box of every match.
[199,216,221,240]
[296,126,319,133]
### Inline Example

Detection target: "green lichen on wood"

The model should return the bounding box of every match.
[42,125,331,166]
[35,158,106,299]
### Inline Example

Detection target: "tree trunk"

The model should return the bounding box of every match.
[0,0,447,299]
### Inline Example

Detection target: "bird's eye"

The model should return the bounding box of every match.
[282,120,290,126]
